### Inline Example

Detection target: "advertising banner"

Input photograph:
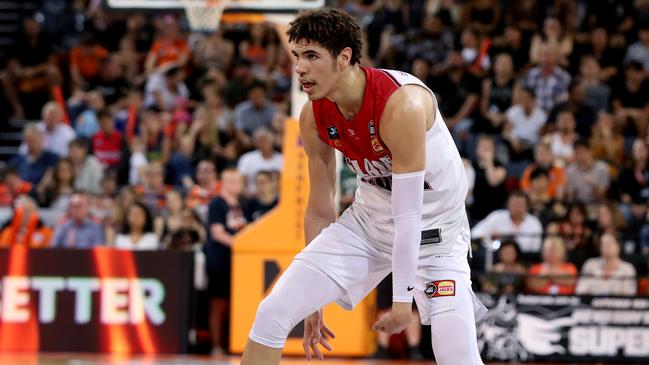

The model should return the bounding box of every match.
[0,247,193,353]
[477,293,649,362]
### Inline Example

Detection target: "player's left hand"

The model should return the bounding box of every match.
[372,302,412,335]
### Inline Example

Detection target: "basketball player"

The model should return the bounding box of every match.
[241,8,486,365]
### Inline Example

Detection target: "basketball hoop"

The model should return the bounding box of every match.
[181,0,229,32]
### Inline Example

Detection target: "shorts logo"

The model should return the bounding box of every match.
[425,280,455,298]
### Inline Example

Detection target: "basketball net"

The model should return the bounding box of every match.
[181,0,228,32]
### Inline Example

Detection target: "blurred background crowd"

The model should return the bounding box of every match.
[0,0,648,360]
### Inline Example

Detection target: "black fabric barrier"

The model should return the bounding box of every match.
[477,293,649,363]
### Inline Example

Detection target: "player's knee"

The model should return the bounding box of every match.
[249,293,297,348]
[430,311,481,365]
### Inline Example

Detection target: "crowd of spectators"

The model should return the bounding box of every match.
[0,0,649,358]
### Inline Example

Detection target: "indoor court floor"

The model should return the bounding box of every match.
[0,353,641,365]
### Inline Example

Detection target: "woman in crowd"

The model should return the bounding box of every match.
[115,201,159,250]
[527,236,578,295]
[576,233,637,296]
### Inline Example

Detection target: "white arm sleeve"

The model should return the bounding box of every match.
[391,170,425,303]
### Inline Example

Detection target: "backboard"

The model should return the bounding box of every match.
[103,0,326,13]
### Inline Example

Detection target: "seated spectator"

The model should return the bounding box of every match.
[136,161,171,216]
[139,110,172,164]
[143,65,189,112]
[472,191,543,253]
[237,128,283,195]
[460,0,501,37]
[72,90,105,138]
[611,62,649,137]
[595,203,627,237]
[519,142,566,199]
[144,16,189,74]
[0,195,52,248]
[234,81,276,149]
[529,16,573,67]
[469,135,507,221]
[590,112,624,168]
[92,110,123,169]
[187,160,221,214]
[204,167,247,355]
[565,139,610,204]
[523,44,571,113]
[503,87,547,160]
[618,139,649,205]
[526,168,554,224]
[164,209,206,250]
[527,236,578,295]
[489,25,529,73]
[115,201,159,250]
[19,102,76,158]
[69,33,109,91]
[10,124,58,185]
[624,24,649,71]
[578,55,611,113]
[156,189,184,238]
[478,53,515,134]
[0,168,33,207]
[559,202,596,269]
[547,79,596,137]
[548,110,576,163]
[51,193,104,248]
[32,158,75,211]
[460,27,490,74]
[482,239,526,294]
[245,171,279,222]
[576,233,637,296]
[69,138,104,195]
[0,17,60,119]
[571,27,619,81]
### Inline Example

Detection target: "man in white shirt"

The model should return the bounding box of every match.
[471,191,543,252]
[19,101,76,157]
[143,65,190,111]
[503,87,547,151]
[565,139,610,204]
[237,128,283,195]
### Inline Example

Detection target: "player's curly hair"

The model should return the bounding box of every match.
[287,8,363,65]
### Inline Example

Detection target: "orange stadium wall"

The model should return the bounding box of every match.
[230,118,377,356]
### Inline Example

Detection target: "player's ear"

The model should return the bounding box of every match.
[338,47,352,67]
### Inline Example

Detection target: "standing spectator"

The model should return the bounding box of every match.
[523,45,571,112]
[115,202,159,250]
[519,142,566,199]
[503,87,547,160]
[204,168,247,355]
[234,82,276,148]
[479,53,515,134]
[144,15,189,74]
[548,110,577,163]
[527,236,578,295]
[69,138,104,195]
[51,193,105,248]
[92,110,123,169]
[0,195,52,248]
[245,171,279,222]
[576,233,637,296]
[472,191,544,253]
[0,17,60,119]
[624,24,649,71]
[470,135,507,221]
[0,168,32,207]
[237,128,283,195]
[565,139,610,204]
[10,124,58,185]
[19,102,76,158]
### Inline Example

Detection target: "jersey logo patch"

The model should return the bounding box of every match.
[327,126,340,139]
[425,280,455,298]
[368,120,384,154]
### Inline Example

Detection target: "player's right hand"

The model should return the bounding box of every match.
[303,309,336,360]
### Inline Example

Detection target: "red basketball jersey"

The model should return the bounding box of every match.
[312,66,404,190]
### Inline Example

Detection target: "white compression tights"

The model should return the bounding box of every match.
[248,260,345,348]
[429,281,484,365]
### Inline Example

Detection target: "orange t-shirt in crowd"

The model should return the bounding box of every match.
[187,182,221,209]
[0,209,52,248]
[519,164,566,198]
[70,45,109,79]
[0,181,32,206]
[149,38,190,68]
[527,263,578,295]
